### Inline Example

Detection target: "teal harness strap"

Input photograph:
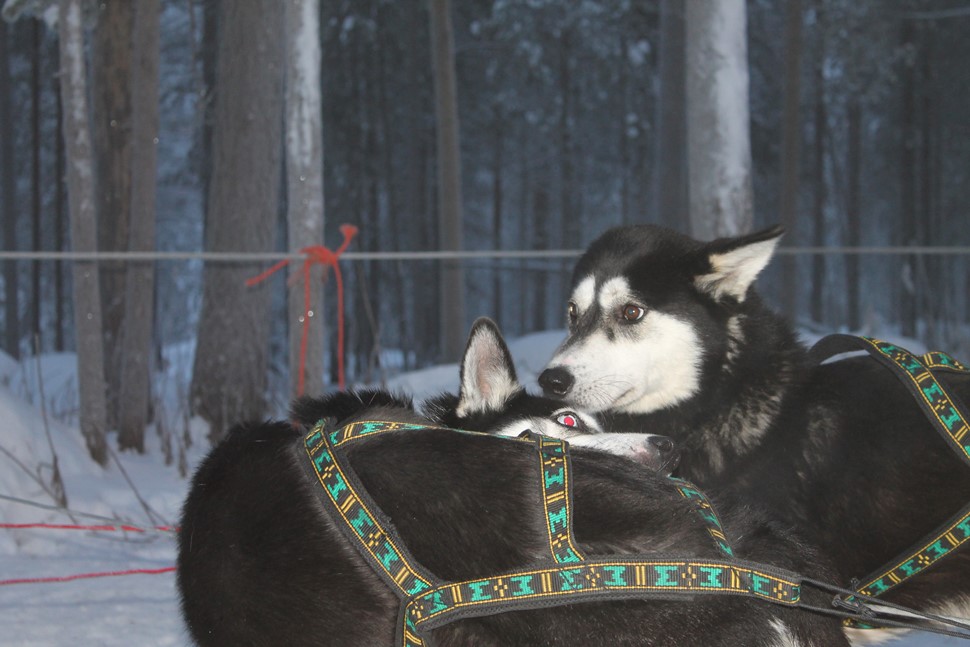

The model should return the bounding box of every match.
[302,420,444,647]
[808,335,970,618]
[852,500,970,599]
[303,420,803,645]
[403,556,802,636]
[809,335,970,464]
[670,477,735,558]
[521,431,587,563]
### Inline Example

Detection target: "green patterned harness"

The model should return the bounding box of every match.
[300,419,804,646]
[809,335,970,626]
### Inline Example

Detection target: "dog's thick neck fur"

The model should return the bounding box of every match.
[606,293,806,483]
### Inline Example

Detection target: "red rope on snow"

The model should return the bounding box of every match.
[0,566,176,586]
[0,522,177,533]
[246,224,359,393]
[0,522,180,585]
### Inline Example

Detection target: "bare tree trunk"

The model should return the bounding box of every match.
[618,32,630,225]
[654,0,688,229]
[779,0,802,319]
[285,0,326,397]
[191,0,283,444]
[92,0,132,429]
[532,185,550,332]
[31,21,42,346]
[491,103,504,328]
[429,0,465,362]
[54,41,67,354]
[59,0,108,466]
[898,18,918,337]
[0,20,18,359]
[810,17,827,325]
[845,100,862,331]
[118,0,160,453]
[685,0,753,239]
[54,37,66,353]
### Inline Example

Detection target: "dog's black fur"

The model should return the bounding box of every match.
[177,319,848,646]
[177,394,848,646]
[542,224,970,617]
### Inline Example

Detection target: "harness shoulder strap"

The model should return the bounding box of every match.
[809,334,970,465]
[852,499,970,599]
[521,431,586,563]
[669,477,735,557]
[302,420,443,647]
[809,335,970,614]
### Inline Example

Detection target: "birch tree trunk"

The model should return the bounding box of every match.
[429,0,466,362]
[685,0,753,239]
[118,0,160,453]
[190,0,283,444]
[59,0,108,466]
[284,0,325,398]
[92,0,132,429]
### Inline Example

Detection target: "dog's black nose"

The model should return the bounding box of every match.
[648,436,676,456]
[647,435,680,474]
[538,367,574,397]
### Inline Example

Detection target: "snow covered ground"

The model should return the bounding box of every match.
[0,329,963,646]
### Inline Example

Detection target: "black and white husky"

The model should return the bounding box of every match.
[177,317,848,646]
[539,224,970,621]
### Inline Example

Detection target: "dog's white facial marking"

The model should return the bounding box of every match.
[571,275,596,315]
[597,276,630,312]
[549,311,702,414]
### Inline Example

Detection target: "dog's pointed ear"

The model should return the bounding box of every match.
[693,226,783,302]
[456,317,521,417]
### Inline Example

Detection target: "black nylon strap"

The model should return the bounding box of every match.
[302,415,958,643]
[808,335,970,613]
[809,334,970,465]
[301,420,442,647]
[404,555,803,636]
[520,431,587,564]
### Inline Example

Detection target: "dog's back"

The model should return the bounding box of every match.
[177,395,849,646]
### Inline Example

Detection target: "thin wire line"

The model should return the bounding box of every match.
[0,247,968,262]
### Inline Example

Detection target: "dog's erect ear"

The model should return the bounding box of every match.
[693,226,783,302]
[456,317,521,417]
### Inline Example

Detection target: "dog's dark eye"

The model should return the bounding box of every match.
[621,304,645,322]
[567,302,578,325]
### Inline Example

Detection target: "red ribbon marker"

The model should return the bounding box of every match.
[246,224,358,393]
[0,567,176,587]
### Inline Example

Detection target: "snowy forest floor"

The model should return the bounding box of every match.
[0,329,964,646]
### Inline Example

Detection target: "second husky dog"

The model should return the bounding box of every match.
[539,224,970,620]
[179,318,848,646]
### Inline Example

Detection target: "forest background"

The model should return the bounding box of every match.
[0,0,969,464]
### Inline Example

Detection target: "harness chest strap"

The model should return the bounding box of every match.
[809,335,970,620]
[302,419,803,647]
[809,335,970,465]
